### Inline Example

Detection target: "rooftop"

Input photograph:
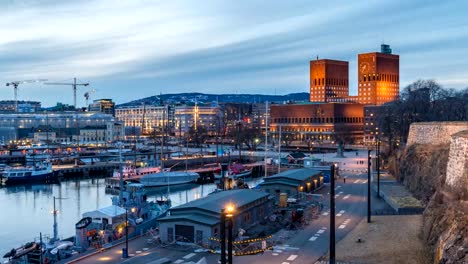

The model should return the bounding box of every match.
[266,168,321,182]
[172,189,269,214]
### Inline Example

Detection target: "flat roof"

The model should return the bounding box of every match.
[259,181,300,188]
[266,168,321,182]
[158,213,219,226]
[171,189,269,214]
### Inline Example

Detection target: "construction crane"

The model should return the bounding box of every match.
[84,89,96,107]
[45,78,89,109]
[5,79,48,112]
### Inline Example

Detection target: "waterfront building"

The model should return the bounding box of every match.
[0,100,41,113]
[0,112,115,140]
[33,131,56,143]
[219,102,267,134]
[89,99,115,116]
[115,105,173,136]
[259,168,322,198]
[158,189,272,244]
[106,122,125,142]
[269,102,364,144]
[79,126,107,144]
[175,105,221,136]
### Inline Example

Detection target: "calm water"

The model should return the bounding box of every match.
[0,177,264,254]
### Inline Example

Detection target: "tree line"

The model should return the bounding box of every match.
[376,79,468,150]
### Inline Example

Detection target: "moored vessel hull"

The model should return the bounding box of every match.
[139,172,199,187]
[2,172,55,185]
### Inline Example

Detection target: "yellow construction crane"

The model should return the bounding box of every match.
[5,79,48,112]
[45,78,89,109]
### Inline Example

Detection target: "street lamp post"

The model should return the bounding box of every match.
[123,207,135,258]
[329,164,336,264]
[124,208,129,258]
[376,139,381,198]
[225,204,235,264]
[220,208,226,264]
[367,149,372,223]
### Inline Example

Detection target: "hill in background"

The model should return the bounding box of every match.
[118,92,309,107]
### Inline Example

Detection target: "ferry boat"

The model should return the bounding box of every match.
[112,165,161,179]
[1,162,54,185]
[139,171,199,187]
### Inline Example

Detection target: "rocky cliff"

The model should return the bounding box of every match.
[394,122,467,263]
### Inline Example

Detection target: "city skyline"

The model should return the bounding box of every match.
[1,0,467,107]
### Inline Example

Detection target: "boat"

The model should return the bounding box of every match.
[75,217,92,229]
[139,171,200,187]
[214,163,252,179]
[3,242,37,259]
[50,241,73,255]
[1,161,54,185]
[26,153,51,165]
[112,165,162,179]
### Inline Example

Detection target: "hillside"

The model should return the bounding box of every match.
[117,92,310,107]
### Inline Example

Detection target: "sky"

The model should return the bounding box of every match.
[1,0,467,107]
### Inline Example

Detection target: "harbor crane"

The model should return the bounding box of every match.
[45,78,89,109]
[5,79,48,112]
[84,89,96,107]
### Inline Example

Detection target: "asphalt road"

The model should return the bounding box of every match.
[74,150,390,264]
[229,171,370,264]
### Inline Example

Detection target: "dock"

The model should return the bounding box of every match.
[53,163,118,180]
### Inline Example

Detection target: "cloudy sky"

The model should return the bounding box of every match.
[1,0,467,106]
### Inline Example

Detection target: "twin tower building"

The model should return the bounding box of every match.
[309,44,399,106]
[269,45,399,144]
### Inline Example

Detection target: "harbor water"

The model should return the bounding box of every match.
[0,176,264,254]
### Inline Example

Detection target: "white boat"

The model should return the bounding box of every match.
[2,162,54,184]
[112,165,161,179]
[50,241,73,255]
[139,171,199,187]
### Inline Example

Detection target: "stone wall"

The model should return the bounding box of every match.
[407,122,468,146]
[445,131,468,198]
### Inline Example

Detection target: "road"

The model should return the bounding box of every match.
[227,171,369,264]
[73,150,387,264]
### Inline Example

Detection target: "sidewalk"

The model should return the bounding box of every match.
[63,235,160,264]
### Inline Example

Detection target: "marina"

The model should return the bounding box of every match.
[0,174,265,256]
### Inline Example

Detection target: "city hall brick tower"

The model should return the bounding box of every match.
[309,59,349,102]
[357,44,399,105]
[310,44,399,106]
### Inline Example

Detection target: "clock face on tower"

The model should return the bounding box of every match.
[360,62,369,74]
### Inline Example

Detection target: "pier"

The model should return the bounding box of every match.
[53,163,118,180]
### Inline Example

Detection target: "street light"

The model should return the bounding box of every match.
[225,204,235,264]
[329,164,336,264]
[122,207,135,258]
[376,139,381,198]
[367,149,372,223]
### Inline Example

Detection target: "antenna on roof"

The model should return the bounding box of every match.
[316,55,319,60]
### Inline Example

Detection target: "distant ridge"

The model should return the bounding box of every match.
[118,92,309,107]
